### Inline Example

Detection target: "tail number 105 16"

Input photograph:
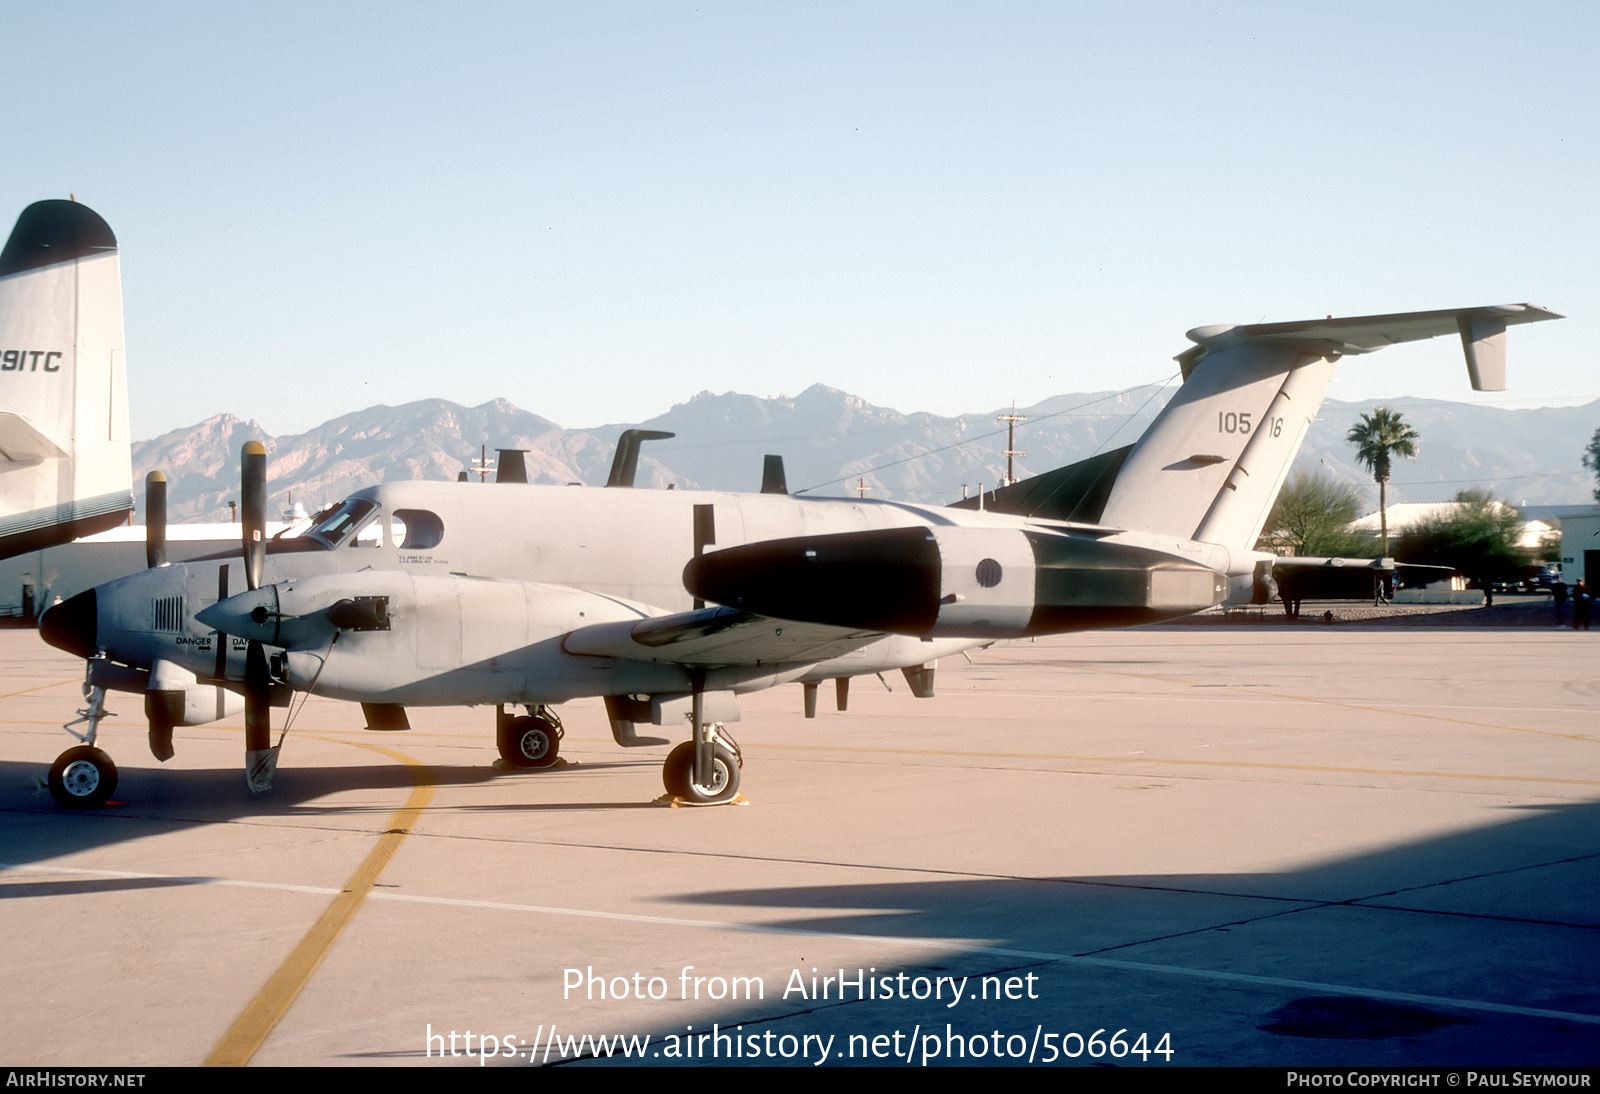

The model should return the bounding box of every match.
[1218,412,1283,437]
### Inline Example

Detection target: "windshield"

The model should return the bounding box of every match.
[304,498,379,548]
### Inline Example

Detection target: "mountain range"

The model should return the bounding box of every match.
[131,386,1600,523]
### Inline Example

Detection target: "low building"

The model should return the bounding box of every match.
[1554,508,1600,586]
[1,521,301,618]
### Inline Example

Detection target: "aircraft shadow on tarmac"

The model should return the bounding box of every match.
[4,751,1596,1066]
[0,754,666,877]
[580,800,1600,1067]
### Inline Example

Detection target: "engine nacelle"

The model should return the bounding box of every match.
[197,571,689,705]
[683,525,1226,638]
[146,659,245,726]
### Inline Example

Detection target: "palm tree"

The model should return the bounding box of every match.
[1347,407,1420,555]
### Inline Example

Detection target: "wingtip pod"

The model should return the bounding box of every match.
[0,199,118,278]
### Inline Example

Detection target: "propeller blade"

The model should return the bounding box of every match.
[144,471,167,569]
[243,639,277,793]
[241,441,267,591]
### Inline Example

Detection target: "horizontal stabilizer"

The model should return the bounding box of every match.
[1180,303,1561,391]
[0,411,67,462]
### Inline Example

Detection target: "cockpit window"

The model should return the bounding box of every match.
[304,499,379,548]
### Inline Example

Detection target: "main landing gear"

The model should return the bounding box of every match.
[49,681,118,809]
[657,675,744,805]
[662,725,742,804]
[496,705,564,769]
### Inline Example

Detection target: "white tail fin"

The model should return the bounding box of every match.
[1096,304,1562,551]
[0,200,133,557]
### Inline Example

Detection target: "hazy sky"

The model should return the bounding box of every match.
[5,1,1594,440]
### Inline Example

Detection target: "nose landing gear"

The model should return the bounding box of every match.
[48,679,118,808]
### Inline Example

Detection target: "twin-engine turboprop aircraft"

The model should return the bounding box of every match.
[37,303,1559,807]
[0,200,134,559]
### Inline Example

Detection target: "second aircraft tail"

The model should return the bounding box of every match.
[962,304,1561,555]
[0,199,133,558]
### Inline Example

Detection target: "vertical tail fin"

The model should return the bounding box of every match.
[1095,304,1561,551]
[0,199,133,557]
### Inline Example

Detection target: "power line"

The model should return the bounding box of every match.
[793,375,1179,495]
[1391,470,1583,486]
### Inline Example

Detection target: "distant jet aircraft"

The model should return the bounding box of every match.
[38,303,1559,808]
[0,200,133,559]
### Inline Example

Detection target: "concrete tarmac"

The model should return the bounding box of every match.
[1,623,1595,1067]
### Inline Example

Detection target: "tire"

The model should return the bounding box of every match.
[48,746,118,809]
[662,741,740,804]
[498,716,560,769]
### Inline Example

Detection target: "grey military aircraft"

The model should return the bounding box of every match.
[37,303,1560,808]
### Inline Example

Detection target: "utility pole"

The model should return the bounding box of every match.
[471,443,493,482]
[998,406,1026,487]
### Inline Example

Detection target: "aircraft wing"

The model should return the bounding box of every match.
[562,606,883,667]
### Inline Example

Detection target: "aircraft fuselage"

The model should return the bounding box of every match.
[45,478,1230,711]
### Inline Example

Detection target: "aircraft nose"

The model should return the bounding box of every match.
[39,588,97,660]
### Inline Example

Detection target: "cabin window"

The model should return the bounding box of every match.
[392,509,444,549]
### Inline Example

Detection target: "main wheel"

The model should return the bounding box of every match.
[48,746,118,809]
[662,741,740,804]
[497,716,561,769]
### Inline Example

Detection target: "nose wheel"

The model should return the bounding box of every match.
[48,746,118,809]
[48,677,118,809]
